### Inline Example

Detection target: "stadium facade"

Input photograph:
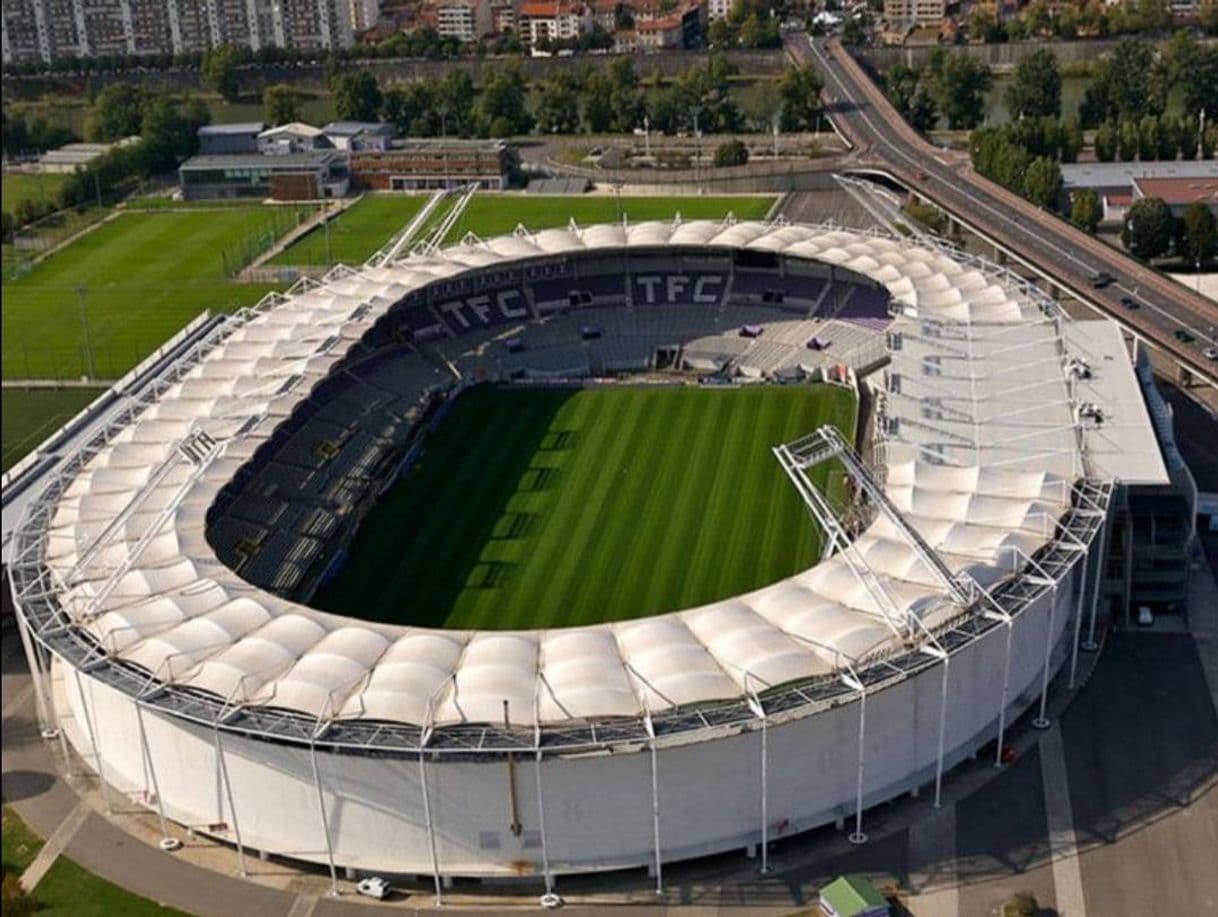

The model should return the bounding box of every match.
[9,219,1119,896]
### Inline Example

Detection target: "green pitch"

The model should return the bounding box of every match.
[314,383,855,630]
[441,194,776,244]
[269,194,428,267]
[1,386,105,472]
[2,208,308,380]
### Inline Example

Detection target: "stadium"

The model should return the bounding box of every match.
[8,217,1119,899]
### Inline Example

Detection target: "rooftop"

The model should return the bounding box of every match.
[322,120,394,136]
[199,122,265,136]
[1133,176,1218,206]
[1061,160,1218,189]
[258,121,326,139]
[180,151,338,170]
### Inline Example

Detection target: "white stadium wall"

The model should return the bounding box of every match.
[12,220,1115,886]
[55,560,1081,878]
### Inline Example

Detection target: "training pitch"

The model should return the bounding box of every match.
[315,383,856,631]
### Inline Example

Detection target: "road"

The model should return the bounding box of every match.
[788,34,1218,387]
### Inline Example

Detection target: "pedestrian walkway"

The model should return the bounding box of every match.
[19,800,89,891]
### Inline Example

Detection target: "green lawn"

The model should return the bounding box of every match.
[315,383,855,630]
[1,387,106,472]
[441,194,776,243]
[2,806,43,877]
[1,208,309,380]
[269,194,429,267]
[33,855,191,917]
[2,172,68,215]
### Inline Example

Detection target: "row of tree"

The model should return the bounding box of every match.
[274,56,824,140]
[1093,115,1218,162]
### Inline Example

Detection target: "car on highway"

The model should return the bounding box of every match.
[1175,329,1196,343]
[1120,296,1139,310]
[1204,347,1218,361]
[356,877,390,899]
[1090,272,1115,288]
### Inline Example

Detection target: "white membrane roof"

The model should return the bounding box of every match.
[44,222,1082,728]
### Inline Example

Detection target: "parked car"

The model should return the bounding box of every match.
[1090,271,1115,288]
[1120,296,1138,310]
[356,877,390,900]
[1204,347,1217,361]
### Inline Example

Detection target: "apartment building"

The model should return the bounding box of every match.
[2,0,357,65]
[882,0,946,25]
[434,0,492,42]
[517,1,592,44]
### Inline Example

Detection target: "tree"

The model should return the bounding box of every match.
[1156,113,1179,160]
[1205,124,1218,159]
[1079,39,1164,128]
[1138,114,1159,160]
[1094,121,1118,162]
[1006,49,1062,120]
[1179,200,1218,265]
[1118,118,1140,161]
[713,138,749,167]
[263,84,301,126]
[535,71,582,134]
[1023,156,1062,210]
[968,3,1006,42]
[1122,196,1174,259]
[1070,189,1102,233]
[84,82,146,141]
[885,64,938,133]
[1060,117,1084,163]
[1180,114,1200,159]
[1182,45,1218,119]
[477,65,533,137]
[1202,0,1218,34]
[778,66,824,132]
[333,71,383,122]
[202,44,242,103]
[927,51,992,130]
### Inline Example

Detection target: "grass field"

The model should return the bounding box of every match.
[1,387,105,472]
[1,208,310,380]
[2,172,68,215]
[315,383,855,630]
[269,194,428,267]
[441,193,776,243]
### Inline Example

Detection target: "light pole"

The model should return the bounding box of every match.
[643,114,651,158]
[613,180,623,222]
[322,195,332,266]
[76,284,96,380]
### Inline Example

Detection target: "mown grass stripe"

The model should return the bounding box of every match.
[314,384,857,630]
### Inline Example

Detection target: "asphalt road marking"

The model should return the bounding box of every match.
[19,800,90,892]
[1039,724,1088,917]
[285,893,318,917]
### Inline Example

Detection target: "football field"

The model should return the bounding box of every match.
[314,383,856,630]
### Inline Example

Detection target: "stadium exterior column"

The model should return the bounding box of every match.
[14,605,54,737]
[308,739,340,896]
[849,681,868,845]
[534,750,555,897]
[1082,504,1111,652]
[994,619,1014,767]
[760,711,770,874]
[933,656,949,808]
[1033,582,1059,730]
[212,726,248,877]
[649,737,663,895]
[135,701,179,850]
[417,750,443,905]
[72,668,113,815]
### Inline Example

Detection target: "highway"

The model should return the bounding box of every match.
[788,34,1218,387]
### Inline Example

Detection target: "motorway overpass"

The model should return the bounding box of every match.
[788,33,1218,389]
